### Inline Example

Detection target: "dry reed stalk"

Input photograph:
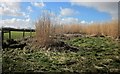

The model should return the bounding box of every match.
[35,11,53,47]
[60,20,118,38]
[81,20,118,38]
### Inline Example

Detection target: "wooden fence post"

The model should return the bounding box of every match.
[23,30,25,38]
[9,30,11,39]
[0,30,2,49]
[30,30,32,37]
[1,30,4,49]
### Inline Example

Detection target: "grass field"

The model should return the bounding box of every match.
[2,13,120,73]
[4,31,35,40]
[1,3,120,73]
[3,37,120,72]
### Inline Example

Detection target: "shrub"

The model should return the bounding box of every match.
[35,10,54,47]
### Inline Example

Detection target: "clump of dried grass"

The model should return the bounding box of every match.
[35,11,54,47]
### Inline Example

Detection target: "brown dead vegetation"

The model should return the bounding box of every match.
[60,20,119,39]
[35,10,119,48]
[35,11,54,47]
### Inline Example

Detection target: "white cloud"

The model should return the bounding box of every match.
[60,17,79,24]
[71,2,118,20]
[81,20,85,24]
[26,18,30,22]
[0,0,119,2]
[27,6,33,12]
[1,2,20,10]
[80,20,94,24]
[70,0,119,2]
[31,2,45,7]
[0,0,21,2]
[90,21,93,24]
[0,18,33,28]
[25,14,30,19]
[0,2,25,16]
[60,7,78,16]
[0,2,33,28]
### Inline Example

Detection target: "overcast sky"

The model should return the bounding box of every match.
[0,0,119,29]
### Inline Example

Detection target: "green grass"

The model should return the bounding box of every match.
[4,31,36,40]
[66,37,119,50]
[2,37,120,73]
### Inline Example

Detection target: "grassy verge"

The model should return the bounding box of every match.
[2,37,120,73]
[4,31,35,40]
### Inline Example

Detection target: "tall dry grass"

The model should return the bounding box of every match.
[62,24,83,34]
[61,20,119,38]
[82,20,119,38]
[35,11,119,47]
[35,11,54,47]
